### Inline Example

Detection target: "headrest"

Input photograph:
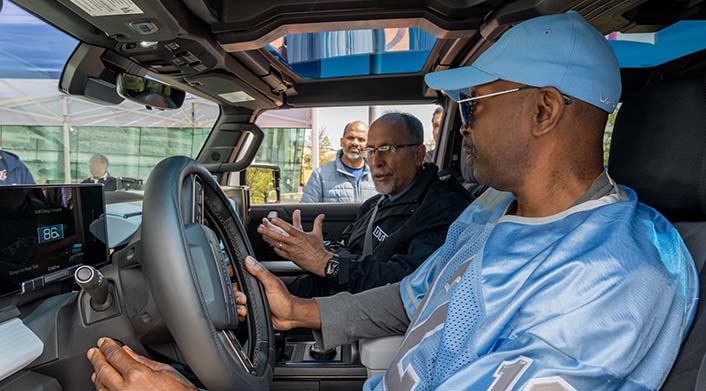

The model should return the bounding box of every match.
[608,76,706,220]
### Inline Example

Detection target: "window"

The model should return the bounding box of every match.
[608,21,706,68]
[602,103,622,166]
[254,128,306,201]
[268,28,437,79]
[250,104,439,204]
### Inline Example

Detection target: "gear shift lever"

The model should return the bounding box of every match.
[74,265,112,311]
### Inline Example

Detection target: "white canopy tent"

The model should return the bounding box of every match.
[0,78,311,128]
[0,78,312,182]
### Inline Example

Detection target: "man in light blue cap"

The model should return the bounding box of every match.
[87,11,698,391]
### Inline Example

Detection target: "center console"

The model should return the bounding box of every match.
[272,331,367,391]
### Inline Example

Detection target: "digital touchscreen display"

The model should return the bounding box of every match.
[0,185,108,297]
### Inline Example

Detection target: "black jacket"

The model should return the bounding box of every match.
[82,175,117,191]
[326,163,471,293]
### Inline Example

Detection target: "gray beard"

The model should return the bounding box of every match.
[374,179,396,195]
[344,151,362,161]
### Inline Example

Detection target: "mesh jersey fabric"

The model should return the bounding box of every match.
[363,185,698,391]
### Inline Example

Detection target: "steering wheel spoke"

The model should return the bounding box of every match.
[180,174,206,224]
[222,330,257,375]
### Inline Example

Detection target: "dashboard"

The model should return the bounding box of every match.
[0,185,109,298]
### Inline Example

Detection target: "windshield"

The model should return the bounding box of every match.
[0,3,219,189]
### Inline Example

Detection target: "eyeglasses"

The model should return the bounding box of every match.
[457,86,574,129]
[361,144,420,158]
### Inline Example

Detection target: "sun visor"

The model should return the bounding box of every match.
[184,72,272,107]
[56,0,180,42]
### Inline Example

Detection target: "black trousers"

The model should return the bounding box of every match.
[285,273,340,298]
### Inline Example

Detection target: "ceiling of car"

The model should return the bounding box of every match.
[9,0,706,118]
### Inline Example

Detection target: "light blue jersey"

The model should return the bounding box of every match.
[366,185,698,391]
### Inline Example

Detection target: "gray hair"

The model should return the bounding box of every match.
[376,112,424,144]
[433,106,443,118]
[89,153,109,166]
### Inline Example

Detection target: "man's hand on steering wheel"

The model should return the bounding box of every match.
[232,284,247,321]
[228,265,248,321]
[85,262,302,391]
[243,256,321,331]
[139,157,275,389]
[87,338,197,391]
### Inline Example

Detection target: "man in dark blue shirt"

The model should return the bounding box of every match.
[0,142,35,185]
[301,121,377,202]
[340,159,365,183]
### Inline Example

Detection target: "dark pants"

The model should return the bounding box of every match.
[286,273,339,298]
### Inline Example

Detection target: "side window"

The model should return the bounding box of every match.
[603,103,622,166]
[249,104,440,205]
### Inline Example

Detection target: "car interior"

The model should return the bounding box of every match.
[1,0,706,390]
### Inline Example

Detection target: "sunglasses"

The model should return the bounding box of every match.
[457,86,574,129]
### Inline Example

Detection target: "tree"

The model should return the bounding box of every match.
[603,103,621,166]
[318,133,337,165]
[302,130,337,172]
[246,167,275,204]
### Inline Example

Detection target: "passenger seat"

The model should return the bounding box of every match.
[608,75,706,390]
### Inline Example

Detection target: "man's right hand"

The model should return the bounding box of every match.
[256,210,332,277]
[244,256,321,331]
[87,338,197,391]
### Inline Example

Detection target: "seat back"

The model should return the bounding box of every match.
[608,75,706,390]
[667,221,706,390]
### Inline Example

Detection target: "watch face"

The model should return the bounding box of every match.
[326,259,339,278]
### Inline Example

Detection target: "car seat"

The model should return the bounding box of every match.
[608,75,706,390]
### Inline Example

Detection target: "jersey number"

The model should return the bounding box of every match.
[488,357,576,391]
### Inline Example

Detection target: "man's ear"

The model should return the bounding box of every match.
[340,137,344,147]
[532,87,565,137]
[415,144,426,165]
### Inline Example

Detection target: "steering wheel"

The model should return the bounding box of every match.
[141,156,274,390]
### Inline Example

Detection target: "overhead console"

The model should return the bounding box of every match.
[118,38,218,75]
[49,0,220,77]
[0,185,109,298]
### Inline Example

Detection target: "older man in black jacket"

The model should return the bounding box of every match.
[258,112,471,297]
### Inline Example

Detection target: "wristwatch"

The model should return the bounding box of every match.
[324,254,340,279]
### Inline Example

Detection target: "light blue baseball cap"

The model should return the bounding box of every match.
[425,11,621,112]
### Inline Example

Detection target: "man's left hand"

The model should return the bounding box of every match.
[87,338,197,391]
[257,210,333,277]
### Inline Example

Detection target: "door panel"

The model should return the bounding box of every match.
[248,203,360,266]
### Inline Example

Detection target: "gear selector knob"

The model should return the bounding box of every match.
[74,265,111,310]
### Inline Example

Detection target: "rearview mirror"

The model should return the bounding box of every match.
[59,44,124,105]
[116,73,185,110]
